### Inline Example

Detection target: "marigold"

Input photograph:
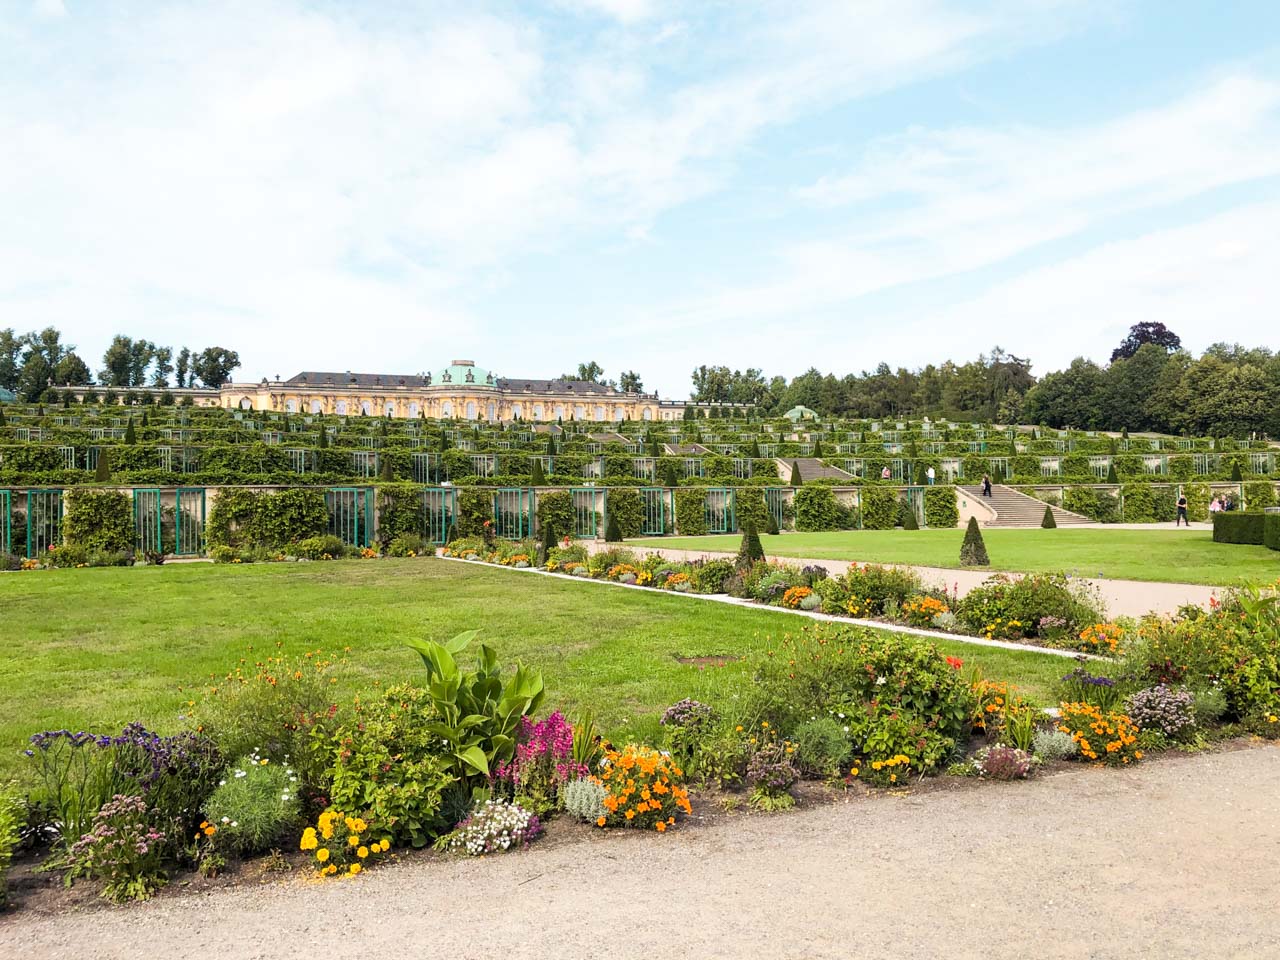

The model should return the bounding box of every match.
[316,847,330,862]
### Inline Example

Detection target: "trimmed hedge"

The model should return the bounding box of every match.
[923,486,959,528]
[794,486,840,531]
[1265,514,1280,551]
[206,488,328,549]
[62,488,134,553]
[606,487,644,539]
[859,487,898,530]
[1212,512,1266,545]
[674,487,708,536]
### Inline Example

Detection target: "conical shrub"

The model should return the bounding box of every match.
[530,458,547,486]
[736,520,764,568]
[960,516,989,566]
[903,505,919,530]
[94,447,112,483]
[789,460,803,486]
[124,416,137,445]
[1041,504,1057,529]
[604,513,622,543]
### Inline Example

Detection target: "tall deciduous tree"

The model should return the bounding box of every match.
[1111,322,1182,362]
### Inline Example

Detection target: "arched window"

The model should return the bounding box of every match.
[594,405,605,421]
[465,401,477,420]
[554,405,565,420]
[574,404,585,420]
[385,402,395,418]
[614,408,625,422]
[641,407,653,421]
[238,397,253,410]
[512,404,523,420]
[408,402,419,418]
[310,400,323,414]
[487,402,496,421]
[336,400,348,415]
[285,399,297,413]
[359,401,372,416]
[441,401,452,418]
[532,404,543,419]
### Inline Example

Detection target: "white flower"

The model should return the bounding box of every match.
[231,821,238,827]
[221,816,230,824]
[875,676,887,686]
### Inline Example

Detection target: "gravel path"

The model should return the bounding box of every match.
[5,745,1277,960]
[609,544,1220,618]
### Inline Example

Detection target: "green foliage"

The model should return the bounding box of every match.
[606,487,643,539]
[206,488,329,549]
[203,752,301,855]
[792,717,850,778]
[375,483,425,545]
[1064,486,1121,523]
[734,486,768,532]
[1244,481,1277,510]
[322,685,455,847]
[287,534,347,559]
[901,502,919,530]
[1212,513,1266,545]
[1265,514,1280,552]
[1041,504,1057,529]
[957,573,1104,641]
[124,417,137,445]
[0,788,18,908]
[923,486,959,528]
[529,458,547,486]
[960,516,989,566]
[536,490,574,538]
[736,521,764,567]
[454,489,493,538]
[404,631,544,792]
[789,485,838,531]
[789,460,803,486]
[63,488,134,552]
[93,447,112,482]
[674,487,708,536]
[604,512,622,542]
[854,486,893,531]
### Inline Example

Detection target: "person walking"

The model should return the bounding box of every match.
[926,465,936,486]
[981,474,992,498]
[1176,493,1190,527]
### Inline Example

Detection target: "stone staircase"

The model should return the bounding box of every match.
[958,484,1094,528]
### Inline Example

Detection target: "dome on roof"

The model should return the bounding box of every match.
[434,360,495,387]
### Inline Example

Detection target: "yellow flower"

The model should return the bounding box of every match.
[316,847,330,863]
[380,839,391,852]
[357,846,369,859]
[300,832,317,852]
[348,835,361,847]
[349,863,362,876]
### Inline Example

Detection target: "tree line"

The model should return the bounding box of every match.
[0,327,240,401]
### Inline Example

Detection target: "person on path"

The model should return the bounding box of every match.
[1177,494,1190,526]
[926,466,936,486]
[981,474,992,498]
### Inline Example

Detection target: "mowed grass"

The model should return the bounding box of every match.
[0,560,1071,779]
[636,528,1280,586]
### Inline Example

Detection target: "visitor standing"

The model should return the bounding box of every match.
[1177,494,1189,526]
[881,465,891,481]
[981,474,992,498]
[926,466,936,486]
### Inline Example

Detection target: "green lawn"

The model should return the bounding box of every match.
[0,560,1070,779]
[635,528,1280,585]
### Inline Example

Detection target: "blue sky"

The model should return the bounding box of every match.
[2,0,1278,397]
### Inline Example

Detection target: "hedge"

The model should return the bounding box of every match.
[606,487,644,539]
[794,486,840,531]
[923,486,959,528]
[734,486,769,533]
[62,488,134,553]
[1212,512,1266,545]
[674,487,708,536]
[859,487,898,530]
[206,488,328,548]
[1266,514,1280,551]
[535,491,574,539]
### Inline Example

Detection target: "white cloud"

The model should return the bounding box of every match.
[555,0,657,23]
[33,0,67,18]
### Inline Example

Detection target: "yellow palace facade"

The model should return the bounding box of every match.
[217,360,689,422]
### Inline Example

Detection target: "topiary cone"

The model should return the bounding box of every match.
[736,520,765,568]
[1041,504,1057,529]
[960,516,989,566]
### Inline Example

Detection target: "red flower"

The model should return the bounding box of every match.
[945,656,964,670]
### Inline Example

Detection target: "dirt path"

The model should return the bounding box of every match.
[610,544,1220,618]
[5,745,1278,960]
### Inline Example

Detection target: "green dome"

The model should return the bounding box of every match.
[434,360,494,387]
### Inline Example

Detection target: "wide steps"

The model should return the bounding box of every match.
[959,484,1094,527]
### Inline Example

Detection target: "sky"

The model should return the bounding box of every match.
[2,0,1279,398]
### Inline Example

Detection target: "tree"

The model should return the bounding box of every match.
[530,458,547,486]
[124,416,137,445]
[100,336,135,387]
[604,513,622,543]
[560,361,605,384]
[175,347,192,389]
[151,346,174,388]
[959,516,989,566]
[619,370,644,393]
[16,352,52,402]
[378,455,395,482]
[1111,322,1181,363]
[0,329,25,392]
[317,426,327,449]
[789,460,803,486]
[736,521,764,568]
[53,353,91,385]
[191,347,241,388]
[902,505,919,530]
[1041,504,1057,529]
[94,447,112,483]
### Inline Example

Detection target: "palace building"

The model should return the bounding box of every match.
[216,360,697,422]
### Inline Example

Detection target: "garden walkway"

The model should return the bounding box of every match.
[601,544,1219,618]
[6,744,1277,959]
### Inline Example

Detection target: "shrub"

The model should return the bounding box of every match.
[300,810,390,879]
[923,486,959,528]
[674,487,708,536]
[901,503,920,530]
[1057,703,1141,765]
[794,485,840,531]
[1041,504,1057,529]
[781,585,813,609]
[203,751,301,855]
[737,521,765,567]
[287,534,347,560]
[606,487,644,539]
[1064,486,1120,523]
[323,685,456,847]
[197,648,347,798]
[604,513,622,542]
[973,745,1034,780]
[68,794,169,902]
[63,489,134,552]
[1212,512,1266,545]
[1244,481,1277,510]
[901,595,949,628]
[596,744,691,832]
[454,489,493,538]
[692,558,736,594]
[561,777,608,822]
[1191,686,1228,726]
[1031,728,1077,761]
[1124,685,1196,740]
[387,533,431,557]
[744,725,799,808]
[957,573,1104,642]
[446,798,541,856]
[792,717,850,778]
[0,788,20,909]
[206,489,328,549]
[959,516,989,566]
[1056,667,1125,712]
[1267,514,1280,551]
[536,491,574,539]
[859,487,898,530]
[821,563,927,617]
[734,486,769,533]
